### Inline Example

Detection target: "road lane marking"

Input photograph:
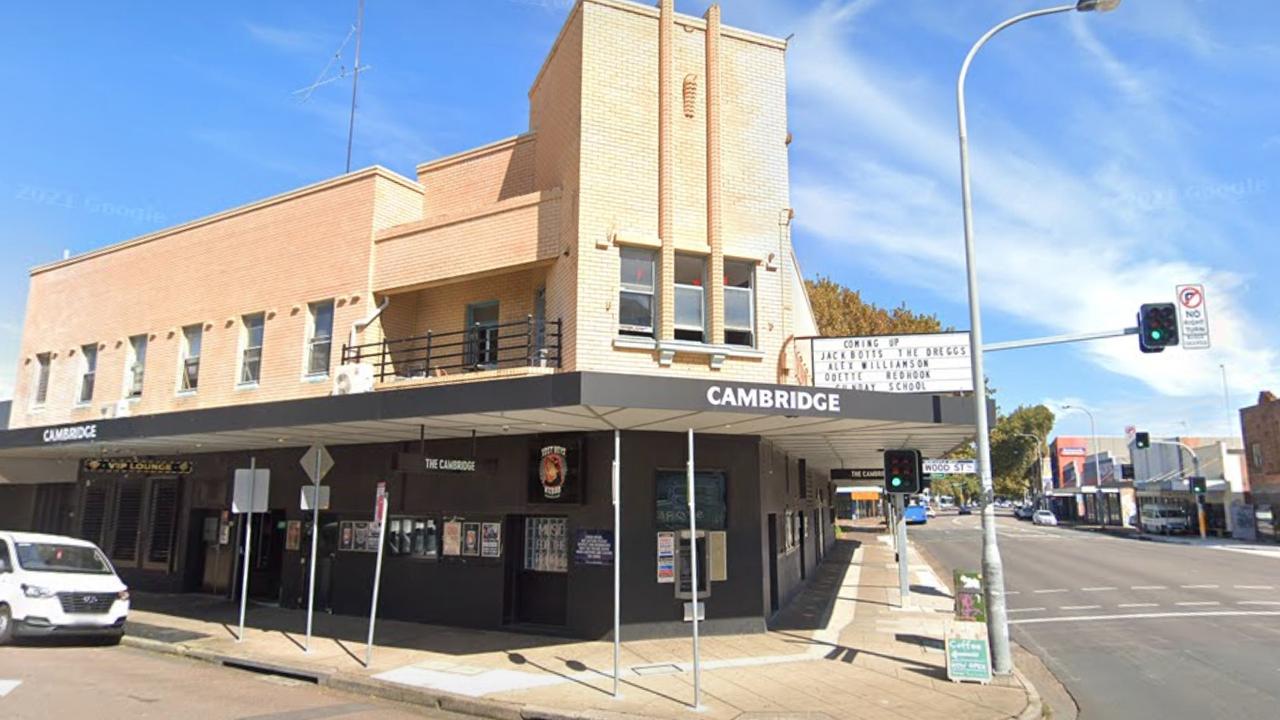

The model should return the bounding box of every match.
[1238,601,1280,606]
[1234,585,1274,590]
[1081,587,1116,592]
[1131,585,1166,590]
[1118,603,1159,608]
[0,680,20,698]
[1176,601,1221,607]
[1033,589,1069,594]
[1002,591,1020,596]
[1181,584,1218,589]
[1009,610,1280,625]
[1008,607,1046,613]
[1060,605,1102,610]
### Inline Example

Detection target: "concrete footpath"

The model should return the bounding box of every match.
[121,523,1036,720]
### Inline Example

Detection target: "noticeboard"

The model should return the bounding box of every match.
[809,332,974,394]
[573,529,614,566]
[655,470,726,531]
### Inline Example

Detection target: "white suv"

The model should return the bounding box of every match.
[0,532,130,645]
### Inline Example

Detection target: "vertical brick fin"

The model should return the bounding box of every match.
[705,4,725,346]
[657,0,675,341]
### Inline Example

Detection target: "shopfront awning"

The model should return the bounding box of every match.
[0,372,982,480]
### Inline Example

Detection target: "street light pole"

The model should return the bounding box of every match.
[956,0,1120,674]
[1062,405,1102,521]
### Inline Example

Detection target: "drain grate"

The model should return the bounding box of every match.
[631,663,682,676]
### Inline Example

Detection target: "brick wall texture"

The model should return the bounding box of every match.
[8,0,810,429]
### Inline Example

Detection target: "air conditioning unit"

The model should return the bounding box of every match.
[333,363,375,395]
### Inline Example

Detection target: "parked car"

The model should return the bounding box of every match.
[1140,505,1191,535]
[1032,510,1058,526]
[957,505,973,515]
[0,532,130,645]
[903,505,929,525]
[1015,505,1036,520]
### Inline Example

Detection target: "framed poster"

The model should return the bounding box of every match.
[656,531,675,584]
[354,523,370,551]
[442,520,462,556]
[462,522,481,556]
[481,522,502,558]
[528,437,583,504]
[340,522,354,551]
[655,470,727,531]
[285,520,302,551]
[523,517,567,572]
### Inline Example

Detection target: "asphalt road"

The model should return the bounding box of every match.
[0,642,466,720]
[912,512,1280,720]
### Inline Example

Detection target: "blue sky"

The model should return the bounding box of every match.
[1,0,1276,442]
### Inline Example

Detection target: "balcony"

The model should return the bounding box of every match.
[342,316,562,385]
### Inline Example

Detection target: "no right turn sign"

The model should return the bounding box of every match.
[1176,284,1211,350]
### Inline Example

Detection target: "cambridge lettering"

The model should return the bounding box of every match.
[42,423,98,443]
[706,385,840,413]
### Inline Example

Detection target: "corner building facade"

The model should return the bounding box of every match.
[0,0,980,638]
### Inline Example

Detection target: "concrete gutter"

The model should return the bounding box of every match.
[121,636,652,720]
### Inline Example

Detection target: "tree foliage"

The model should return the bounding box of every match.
[805,277,946,337]
[937,405,1055,502]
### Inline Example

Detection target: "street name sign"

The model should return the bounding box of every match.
[1176,284,1211,349]
[810,332,974,393]
[924,459,976,475]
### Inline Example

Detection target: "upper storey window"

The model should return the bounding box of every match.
[619,247,656,338]
[239,313,265,386]
[674,254,706,343]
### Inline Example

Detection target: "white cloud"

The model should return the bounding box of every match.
[245,23,328,55]
[777,0,1279,403]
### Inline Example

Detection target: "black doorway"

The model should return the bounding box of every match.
[767,513,779,614]
[506,515,568,627]
[798,511,807,580]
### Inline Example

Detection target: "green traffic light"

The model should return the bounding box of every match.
[891,477,902,487]
[1151,330,1162,340]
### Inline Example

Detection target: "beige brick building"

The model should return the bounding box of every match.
[8,0,813,431]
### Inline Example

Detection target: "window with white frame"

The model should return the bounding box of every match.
[125,334,147,398]
[674,253,706,342]
[306,300,334,377]
[78,344,97,404]
[239,313,265,385]
[180,324,202,392]
[619,247,656,337]
[723,259,755,347]
[33,353,51,406]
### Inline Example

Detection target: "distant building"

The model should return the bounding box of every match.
[1242,391,1280,508]
[1049,435,1130,488]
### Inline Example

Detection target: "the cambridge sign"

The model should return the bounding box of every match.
[705,385,841,413]
[424,457,477,473]
[42,423,98,443]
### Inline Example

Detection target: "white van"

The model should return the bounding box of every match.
[0,532,130,644]
[1140,505,1190,535]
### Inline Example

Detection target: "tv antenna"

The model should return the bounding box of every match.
[293,0,368,173]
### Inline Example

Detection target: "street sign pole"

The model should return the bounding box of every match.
[365,482,389,666]
[305,454,321,653]
[612,429,621,699]
[686,428,701,711]
[896,493,910,606]
[237,456,256,643]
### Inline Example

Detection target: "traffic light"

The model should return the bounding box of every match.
[1135,431,1150,449]
[1138,303,1179,353]
[1189,476,1207,495]
[883,449,922,494]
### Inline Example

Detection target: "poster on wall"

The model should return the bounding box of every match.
[462,522,481,556]
[655,470,727,531]
[528,438,582,504]
[340,523,354,551]
[573,529,614,566]
[656,531,675,584]
[285,521,302,551]
[442,520,462,556]
[481,522,502,558]
[338,521,381,553]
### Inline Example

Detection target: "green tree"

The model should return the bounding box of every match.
[805,277,946,336]
[990,405,1055,499]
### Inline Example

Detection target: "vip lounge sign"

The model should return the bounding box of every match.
[82,458,194,475]
[809,332,974,394]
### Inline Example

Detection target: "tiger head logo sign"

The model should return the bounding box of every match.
[539,445,568,499]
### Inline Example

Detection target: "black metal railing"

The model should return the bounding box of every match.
[341,316,562,381]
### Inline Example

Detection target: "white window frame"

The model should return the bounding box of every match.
[31,352,51,408]
[77,343,97,406]
[723,259,756,348]
[303,300,335,379]
[124,334,147,400]
[619,247,657,337]
[673,253,707,342]
[238,313,265,388]
[178,324,202,395]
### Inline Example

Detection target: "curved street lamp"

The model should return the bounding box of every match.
[957,0,1121,676]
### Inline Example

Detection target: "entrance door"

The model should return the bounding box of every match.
[300,513,340,611]
[240,510,286,603]
[767,514,779,614]
[798,512,807,580]
[465,301,500,369]
[511,516,568,626]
